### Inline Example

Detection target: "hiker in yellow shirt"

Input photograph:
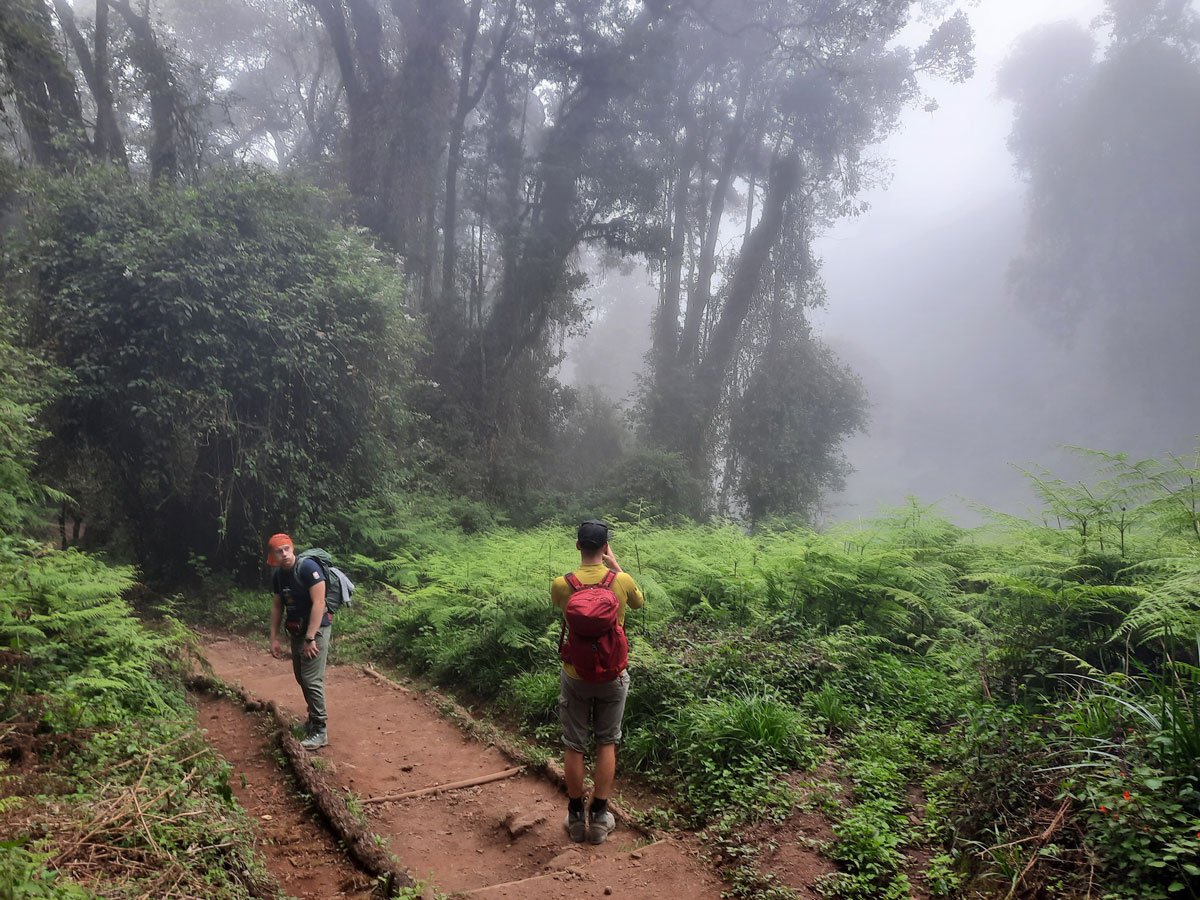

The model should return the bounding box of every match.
[551,519,644,844]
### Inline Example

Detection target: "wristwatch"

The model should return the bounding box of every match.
[304,637,316,644]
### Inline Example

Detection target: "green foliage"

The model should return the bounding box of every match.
[0,840,92,898]
[587,449,706,521]
[1058,669,1200,896]
[0,543,273,896]
[632,692,815,822]
[501,671,560,725]
[40,718,271,898]
[215,445,1200,897]
[7,164,422,577]
[728,329,867,522]
[818,725,925,899]
[806,684,856,735]
[0,331,63,537]
[0,549,186,729]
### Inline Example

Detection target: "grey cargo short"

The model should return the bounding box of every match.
[558,669,630,752]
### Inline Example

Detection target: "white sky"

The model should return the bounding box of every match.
[819,0,1106,252]
[813,0,1113,523]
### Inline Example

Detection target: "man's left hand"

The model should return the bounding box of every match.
[302,638,321,660]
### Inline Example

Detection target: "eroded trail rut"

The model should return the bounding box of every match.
[200,634,724,898]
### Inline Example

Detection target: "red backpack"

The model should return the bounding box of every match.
[558,570,629,682]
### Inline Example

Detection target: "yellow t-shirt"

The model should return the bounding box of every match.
[551,563,645,680]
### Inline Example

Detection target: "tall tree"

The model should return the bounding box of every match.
[0,0,201,179]
[0,0,91,169]
[640,0,974,500]
[51,0,127,163]
[1000,0,1200,423]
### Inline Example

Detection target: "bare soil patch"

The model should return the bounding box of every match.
[192,691,377,898]
[199,632,726,898]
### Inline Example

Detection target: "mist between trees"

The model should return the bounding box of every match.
[0,0,980,575]
[2,4,1200,897]
[0,0,1198,578]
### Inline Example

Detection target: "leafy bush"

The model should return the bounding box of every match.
[0,842,91,899]
[0,546,272,896]
[0,550,185,729]
[0,334,61,538]
[649,693,816,821]
[1061,669,1200,897]
[807,684,856,735]
[588,449,706,521]
[8,165,422,577]
[248,453,1200,894]
[501,671,560,725]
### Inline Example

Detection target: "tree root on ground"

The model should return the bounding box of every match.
[187,674,413,895]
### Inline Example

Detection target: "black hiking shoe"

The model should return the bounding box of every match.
[565,808,586,842]
[587,809,615,844]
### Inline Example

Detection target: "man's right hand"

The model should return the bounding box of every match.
[601,551,622,573]
[270,638,283,659]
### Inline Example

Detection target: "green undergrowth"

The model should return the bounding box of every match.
[208,449,1200,897]
[0,543,275,897]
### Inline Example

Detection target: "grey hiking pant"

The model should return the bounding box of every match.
[289,623,331,731]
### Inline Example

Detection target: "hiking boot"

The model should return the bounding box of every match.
[586,809,615,845]
[565,808,586,843]
[300,729,327,750]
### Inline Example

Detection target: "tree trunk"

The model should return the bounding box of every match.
[441,0,483,313]
[680,69,751,364]
[396,0,453,301]
[690,151,800,462]
[110,0,188,183]
[654,114,697,366]
[51,0,127,165]
[0,0,90,170]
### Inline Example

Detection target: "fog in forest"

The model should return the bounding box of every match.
[565,0,1200,523]
[6,0,1199,551]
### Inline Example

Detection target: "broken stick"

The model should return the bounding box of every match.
[363,767,523,805]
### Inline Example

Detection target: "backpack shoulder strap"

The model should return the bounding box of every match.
[564,572,584,592]
[600,570,618,589]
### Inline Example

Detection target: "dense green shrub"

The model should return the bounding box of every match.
[0,544,271,896]
[501,670,560,725]
[0,334,61,539]
[6,165,422,577]
[292,454,1200,894]
[1059,670,1200,897]
[635,692,817,822]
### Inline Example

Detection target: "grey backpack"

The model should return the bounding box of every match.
[296,548,356,614]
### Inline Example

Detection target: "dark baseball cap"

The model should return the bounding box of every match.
[577,519,611,549]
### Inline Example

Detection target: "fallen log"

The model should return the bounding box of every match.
[363,767,523,805]
[187,674,413,894]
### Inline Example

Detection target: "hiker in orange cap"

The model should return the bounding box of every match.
[266,533,331,750]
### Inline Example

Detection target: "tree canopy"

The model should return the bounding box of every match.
[999,0,1200,424]
[4,166,421,574]
[0,0,977,564]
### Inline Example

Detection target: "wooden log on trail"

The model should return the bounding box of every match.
[362,767,523,805]
[187,674,414,893]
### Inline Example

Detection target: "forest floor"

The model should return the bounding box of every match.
[196,632,820,899]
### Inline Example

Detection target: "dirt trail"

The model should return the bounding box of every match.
[194,691,377,898]
[199,634,725,898]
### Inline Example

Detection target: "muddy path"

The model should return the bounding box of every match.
[193,691,378,898]
[197,633,726,898]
